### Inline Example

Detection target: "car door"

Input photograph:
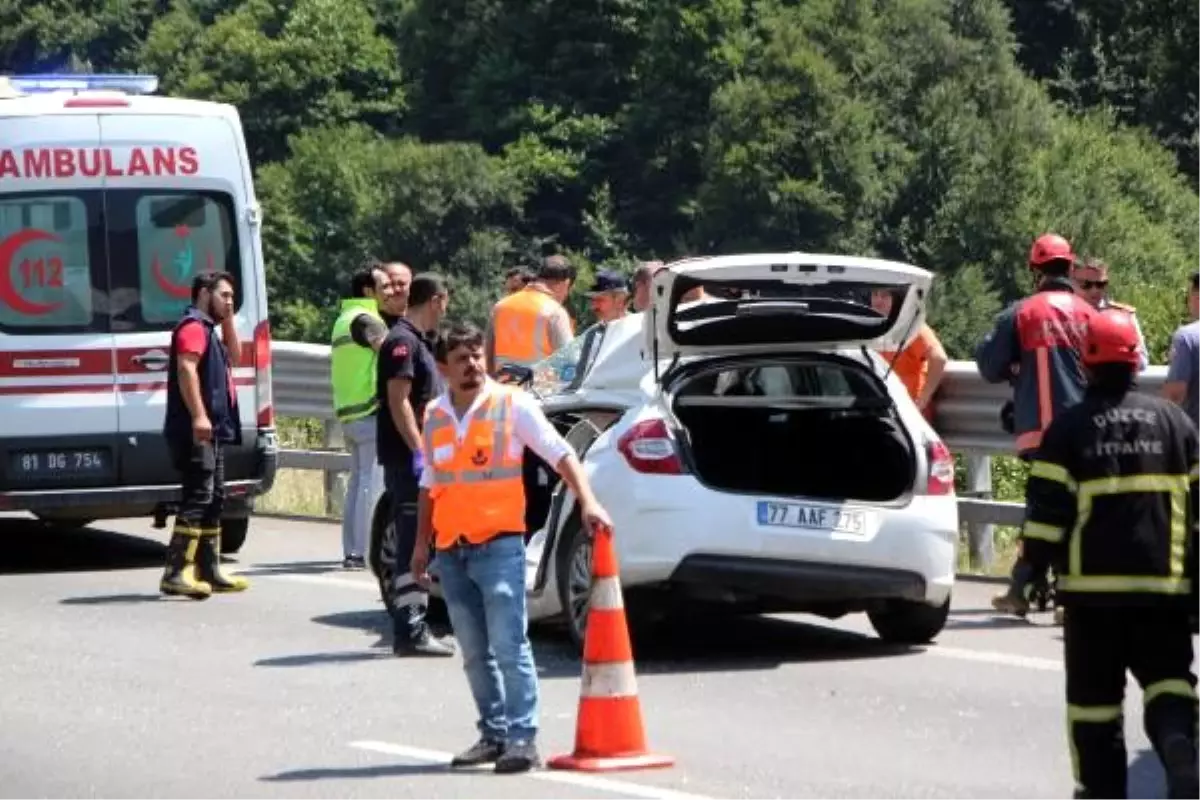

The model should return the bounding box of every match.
[0,112,121,495]
[646,253,933,364]
[99,113,259,487]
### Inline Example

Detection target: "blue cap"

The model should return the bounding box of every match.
[586,270,629,296]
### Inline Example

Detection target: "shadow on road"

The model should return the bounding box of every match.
[261,762,454,782]
[255,651,391,668]
[0,518,164,575]
[300,607,919,678]
[60,592,165,605]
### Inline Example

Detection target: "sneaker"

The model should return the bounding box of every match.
[991,591,1029,618]
[450,737,506,768]
[495,739,541,774]
[393,630,456,657]
[342,555,365,570]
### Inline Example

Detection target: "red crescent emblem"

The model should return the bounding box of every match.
[151,255,193,300]
[0,229,65,316]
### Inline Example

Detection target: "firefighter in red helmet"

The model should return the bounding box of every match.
[975,232,1098,615]
[1015,310,1198,798]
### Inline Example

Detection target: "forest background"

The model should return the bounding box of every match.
[5,0,1196,552]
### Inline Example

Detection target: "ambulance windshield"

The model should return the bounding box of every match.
[0,189,241,334]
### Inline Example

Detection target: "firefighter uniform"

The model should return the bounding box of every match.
[1019,313,1199,799]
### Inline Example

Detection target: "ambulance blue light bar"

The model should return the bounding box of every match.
[6,74,159,95]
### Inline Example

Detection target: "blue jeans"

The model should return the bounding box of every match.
[432,534,539,742]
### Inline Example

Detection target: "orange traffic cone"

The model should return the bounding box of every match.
[548,524,674,773]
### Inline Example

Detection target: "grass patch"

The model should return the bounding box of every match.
[255,416,1029,576]
[253,416,344,519]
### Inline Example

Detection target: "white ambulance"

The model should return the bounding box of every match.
[0,74,278,553]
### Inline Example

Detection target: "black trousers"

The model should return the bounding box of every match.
[384,464,428,642]
[1064,605,1199,798]
[174,440,225,532]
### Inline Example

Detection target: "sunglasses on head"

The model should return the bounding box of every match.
[1080,279,1108,290]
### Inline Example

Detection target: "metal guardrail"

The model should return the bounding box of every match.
[268,340,1169,568]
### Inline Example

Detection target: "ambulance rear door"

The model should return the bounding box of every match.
[0,111,122,495]
[98,112,260,487]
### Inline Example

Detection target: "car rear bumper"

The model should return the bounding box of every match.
[668,553,931,605]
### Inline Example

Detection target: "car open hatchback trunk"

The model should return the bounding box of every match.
[668,356,916,502]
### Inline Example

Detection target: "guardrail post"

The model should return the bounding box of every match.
[965,454,995,569]
[322,421,347,518]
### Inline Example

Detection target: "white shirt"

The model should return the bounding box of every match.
[418,379,573,489]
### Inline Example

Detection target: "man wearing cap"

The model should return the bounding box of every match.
[586,270,630,324]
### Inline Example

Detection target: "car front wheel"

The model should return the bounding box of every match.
[867,596,950,644]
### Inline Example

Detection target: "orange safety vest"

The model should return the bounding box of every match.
[491,287,570,367]
[423,388,527,550]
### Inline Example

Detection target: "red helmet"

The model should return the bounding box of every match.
[1082,310,1140,367]
[1028,233,1074,269]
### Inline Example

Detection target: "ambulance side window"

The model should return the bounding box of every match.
[135,193,236,324]
[0,194,97,331]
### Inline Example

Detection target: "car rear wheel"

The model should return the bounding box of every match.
[867,596,950,644]
[220,517,249,554]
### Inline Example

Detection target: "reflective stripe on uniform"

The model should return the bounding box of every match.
[1023,520,1064,543]
[1143,679,1199,705]
[1067,703,1124,787]
[1029,460,1077,492]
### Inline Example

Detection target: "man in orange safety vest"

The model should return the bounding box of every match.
[486,255,576,375]
[411,322,612,774]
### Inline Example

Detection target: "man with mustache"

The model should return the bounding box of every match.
[411,322,612,773]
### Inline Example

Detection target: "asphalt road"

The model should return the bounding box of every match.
[0,512,1187,799]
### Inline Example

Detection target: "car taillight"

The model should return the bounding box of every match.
[254,319,274,427]
[617,418,686,475]
[925,440,955,495]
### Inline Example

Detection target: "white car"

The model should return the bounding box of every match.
[373,253,959,650]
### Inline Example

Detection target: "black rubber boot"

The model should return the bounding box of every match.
[160,528,212,600]
[196,529,248,593]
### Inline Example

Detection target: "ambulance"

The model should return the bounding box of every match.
[0,74,277,553]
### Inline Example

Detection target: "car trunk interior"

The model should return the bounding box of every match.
[670,359,916,502]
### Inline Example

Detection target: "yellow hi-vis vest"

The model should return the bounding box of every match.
[330,297,383,423]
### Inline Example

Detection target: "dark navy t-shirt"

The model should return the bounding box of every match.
[376,318,444,466]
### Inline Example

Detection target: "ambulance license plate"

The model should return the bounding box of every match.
[10,449,110,480]
[756,501,868,536]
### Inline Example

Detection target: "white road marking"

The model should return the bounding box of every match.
[258,573,378,592]
[926,645,1062,672]
[350,740,713,800]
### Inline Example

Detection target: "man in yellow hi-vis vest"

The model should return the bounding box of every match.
[329,263,391,569]
[486,255,575,375]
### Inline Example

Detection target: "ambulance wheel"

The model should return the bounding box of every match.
[868,596,950,645]
[220,517,249,554]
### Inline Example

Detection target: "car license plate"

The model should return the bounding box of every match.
[756,500,868,536]
[10,449,110,480]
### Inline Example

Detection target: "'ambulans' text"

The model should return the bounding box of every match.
[0,147,199,180]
